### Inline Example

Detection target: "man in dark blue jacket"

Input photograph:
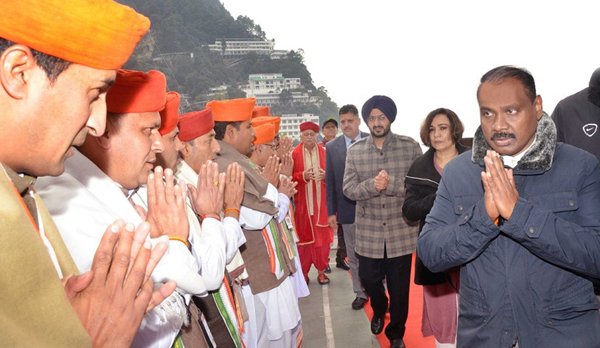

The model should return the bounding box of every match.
[326,104,370,309]
[418,66,600,348]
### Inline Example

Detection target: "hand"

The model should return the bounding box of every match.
[68,220,176,348]
[145,166,189,240]
[223,162,245,211]
[303,166,316,181]
[327,215,337,230]
[277,136,293,158]
[261,155,281,187]
[482,150,519,220]
[315,167,326,181]
[374,170,389,192]
[280,152,294,177]
[278,175,298,198]
[188,160,225,218]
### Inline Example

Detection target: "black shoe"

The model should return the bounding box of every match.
[370,315,384,335]
[390,339,406,348]
[336,259,350,271]
[351,297,368,310]
[324,265,331,274]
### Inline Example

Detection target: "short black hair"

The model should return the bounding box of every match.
[214,121,241,140]
[477,65,536,103]
[339,104,359,116]
[0,38,72,84]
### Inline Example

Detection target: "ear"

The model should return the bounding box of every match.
[534,95,543,120]
[225,124,236,140]
[0,44,39,100]
[181,141,192,157]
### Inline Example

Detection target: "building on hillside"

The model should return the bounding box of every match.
[242,74,301,95]
[208,39,275,60]
[270,49,289,60]
[280,113,320,142]
[241,73,309,107]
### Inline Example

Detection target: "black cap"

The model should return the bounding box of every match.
[322,118,338,128]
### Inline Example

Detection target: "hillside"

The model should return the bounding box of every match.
[115,0,338,122]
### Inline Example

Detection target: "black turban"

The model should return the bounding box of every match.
[361,95,397,124]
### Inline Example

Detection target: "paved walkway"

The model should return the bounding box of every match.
[299,244,380,348]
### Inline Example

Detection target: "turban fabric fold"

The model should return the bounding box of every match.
[178,108,214,142]
[361,95,397,124]
[253,123,276,146]
[106,70,167,114]
[206,98,256,122]
[252,106,270,118]
[299,121,319,133]
[252,116,281,134]
[0,0,150,69]
[159,91,181,135]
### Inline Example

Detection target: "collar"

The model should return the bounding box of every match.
[501,136,536,168]
[471,112,556,172]
[115,182,139,199]
[1,164,36,196]
[344,133,362,148]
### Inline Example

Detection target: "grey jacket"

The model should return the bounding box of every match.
[418,114,600,348]
[325,132,369,224]
[343,133,421,258]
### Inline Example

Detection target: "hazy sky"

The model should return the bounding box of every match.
[223,0,599,143]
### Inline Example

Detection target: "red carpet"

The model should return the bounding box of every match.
[360,254,435,348]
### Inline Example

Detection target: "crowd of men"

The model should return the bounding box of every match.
[1,1,600,348]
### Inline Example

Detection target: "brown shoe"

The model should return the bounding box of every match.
[317,272,330,285]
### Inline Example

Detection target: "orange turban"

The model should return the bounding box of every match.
[0,0,150,70]
[300,121,319,133]
[252,106,270,118]
[207,98,256,122]
[253,123,276,146]
[159,92,180,135]
[106,70,167,114]
[252,116,281,134]
[178,108,214,142]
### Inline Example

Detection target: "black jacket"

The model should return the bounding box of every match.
[402,142,469,285]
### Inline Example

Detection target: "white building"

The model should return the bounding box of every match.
[280,113,320,142]
[208,39,275,60]
[242,74,301,96]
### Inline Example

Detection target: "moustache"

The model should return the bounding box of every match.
[491,132,516,140]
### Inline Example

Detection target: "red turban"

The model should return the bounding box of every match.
[252,106,270,118]
[159,92,180,136]
[299,121,319,133]
[106,70,167,114]
[0,0,150,70]
[206,98,256,122]
[253,123,276,146]
[178,108,214,142]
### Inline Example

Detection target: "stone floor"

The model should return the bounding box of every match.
[298,243,380,348]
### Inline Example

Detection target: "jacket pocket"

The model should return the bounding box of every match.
[524,191,578,213]
[453,194,480,215]
[546,276,600,320]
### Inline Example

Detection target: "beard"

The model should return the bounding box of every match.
[370,124,391,138]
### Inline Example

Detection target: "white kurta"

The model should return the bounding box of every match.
[36,150,207,348]
[132,185,227,292]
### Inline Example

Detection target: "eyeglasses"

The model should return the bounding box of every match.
[368,114,387,122]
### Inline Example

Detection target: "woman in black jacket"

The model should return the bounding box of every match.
[402,108,468,348]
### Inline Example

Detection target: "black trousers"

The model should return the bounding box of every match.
[358,250,412,341]
[336,224,347,262]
